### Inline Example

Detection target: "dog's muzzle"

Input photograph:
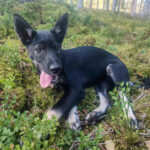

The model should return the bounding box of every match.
[49,64,62,74]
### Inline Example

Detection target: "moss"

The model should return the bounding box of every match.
[0,1,150,149]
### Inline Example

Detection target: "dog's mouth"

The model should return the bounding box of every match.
[40,71,59,88]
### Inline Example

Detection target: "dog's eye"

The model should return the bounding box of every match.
[34,45,44,54]
[35,48,41,54]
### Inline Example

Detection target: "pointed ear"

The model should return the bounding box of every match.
[51,13,68,43]
[14,14,36,45]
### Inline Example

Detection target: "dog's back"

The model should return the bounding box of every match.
[62,46,129,88]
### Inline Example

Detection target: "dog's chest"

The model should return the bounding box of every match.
[53,74,66,90]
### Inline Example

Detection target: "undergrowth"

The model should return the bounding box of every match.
[0,0,150,149]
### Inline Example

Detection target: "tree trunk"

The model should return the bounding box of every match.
[112,0,117,11]
[139,0,143,14]
[103,0,105,10]
[86,0,88,8]
[97,0,99,9]
[130,0,137,16]
[117,0,121,12]
[106,0,109,10]
[89,0,93,9]
[121,0,125,9]
[77,0,84,9]
[142,0,150,16]
[70,0,73,6]
[126,0,129,12]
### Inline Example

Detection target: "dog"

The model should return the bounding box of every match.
[14,13,138,130]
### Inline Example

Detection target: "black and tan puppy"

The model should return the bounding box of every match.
[14,13,138,130]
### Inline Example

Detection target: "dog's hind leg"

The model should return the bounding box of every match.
[118,91,138,128]
[66,106,80,130]
[106,63,138,129]
[86,82,111,123]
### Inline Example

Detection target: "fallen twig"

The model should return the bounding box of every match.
[69,140,79,150]
[69,139,118,150]
[99,144,106,150]
[133,87,145,102]
[137,128,150,137]
[99,140,118,145]
[80,115,107,126]
[137,133,150,137]
[69,128,113,150]
[137,132,150,137]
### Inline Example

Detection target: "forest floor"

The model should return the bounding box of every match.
[0,0,150,149]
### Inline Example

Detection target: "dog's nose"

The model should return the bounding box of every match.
[50,64,61,74]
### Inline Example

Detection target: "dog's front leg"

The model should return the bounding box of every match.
[46,89,69,120]
[46,88,85,123]
[67,106,81,130]
[46,109,62,120]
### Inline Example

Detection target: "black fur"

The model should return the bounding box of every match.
[14,13,138,129]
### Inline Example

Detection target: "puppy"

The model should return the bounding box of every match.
[14,13,138,130]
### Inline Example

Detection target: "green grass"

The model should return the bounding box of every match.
[0,0,150,149]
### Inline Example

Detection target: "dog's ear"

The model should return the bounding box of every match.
[14,14,36,45]
[51,13,68,43]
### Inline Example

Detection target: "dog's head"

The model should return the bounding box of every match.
[14,13,68,88]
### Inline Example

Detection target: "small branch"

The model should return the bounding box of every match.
[137,132,150,137]
[103,128,113,136]
[80,115,107,126]
[99,141,114,145]
[69,140,79,150]
[69,128,113,150]
[99,144,106,150]
[133,87,145,102]
[137,128,150,137]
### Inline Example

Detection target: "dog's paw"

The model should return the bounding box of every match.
[67,109,81,131]
[46,109,62,120]
[85,111,105,123]
[68,121,81,131]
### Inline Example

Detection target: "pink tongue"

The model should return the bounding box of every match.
[40,71,52,88]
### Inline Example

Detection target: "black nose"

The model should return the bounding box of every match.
[50,64,62,74]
